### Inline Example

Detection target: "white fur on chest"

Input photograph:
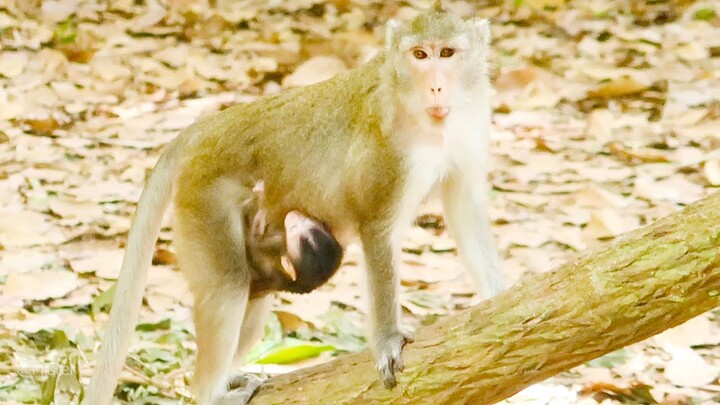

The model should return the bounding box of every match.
[336,142,451,249]
[391,142,450,245]
[391,109,488,243]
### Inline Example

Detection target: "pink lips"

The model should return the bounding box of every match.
[426,106,450,121]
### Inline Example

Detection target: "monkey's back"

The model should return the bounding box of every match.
[174,54,406,237]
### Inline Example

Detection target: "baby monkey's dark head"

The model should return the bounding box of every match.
[280,211,344,294]
[246,205,343,298]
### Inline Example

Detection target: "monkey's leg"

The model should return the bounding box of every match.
[233,295,273,367]
[175,201,252,405]
[191,285,249,405]
[361,224,411,388]
[441,174,505,299]
[221,295,274,403]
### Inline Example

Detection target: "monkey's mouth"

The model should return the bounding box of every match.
[426,107,450,122]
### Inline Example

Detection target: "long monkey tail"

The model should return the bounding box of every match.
[82,141,182,405]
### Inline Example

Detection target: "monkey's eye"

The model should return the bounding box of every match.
[440,48,455,58]
[412,49,428,60]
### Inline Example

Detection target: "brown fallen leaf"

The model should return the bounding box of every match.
[586,109,614,141]
[275,310,317,334]
[64,247,125,276]
[4,313,63,333]
[533,136,560,153]
[496,223,552,249]
[133,0,167,28]
[56,43,95,63]
[5,270,80,301]
[414,213,444,230]
[653,314,720,347]
[565,185,629,209]
[634,175,705,205]
[152,248,177,265]
[549,226,587,251]
[581,381,658,403]
[21,117,61,137]
[663,346,720,388]
[607,142,669,164]
[430,235,456,253]
[400,253,462,284]
[702,160,720,186]
[0,210,65,248]
[282,56,347,88]
[0,251,60,275]
[184,14,230,41]
[495,67,544,90]
[41,0,79,23]
[524,0,568,10]
[0,51,28,78]
[146,265,191,305]
[48,198,104,221]
[661,394,691,405]
[584,209,639,240]
[587,76,648,99]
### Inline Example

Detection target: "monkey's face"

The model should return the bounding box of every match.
[247,219,288,279]
[400,35,468,123]
[387,10,489,124]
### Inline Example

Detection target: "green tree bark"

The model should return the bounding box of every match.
[251,192,720,405]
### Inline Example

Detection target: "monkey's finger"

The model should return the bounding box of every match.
[394,356,404,372]
[383,375,397,389]
[376,355,398,388]
[394,332,413,371]
[379,366,397,388]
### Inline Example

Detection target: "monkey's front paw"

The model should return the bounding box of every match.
[375,332,413,388]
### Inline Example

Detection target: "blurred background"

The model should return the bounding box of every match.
[0,0,719,403]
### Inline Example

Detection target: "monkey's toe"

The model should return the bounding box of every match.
[227,373,264,391]
[220,373,264,404]
[216,389,257,405]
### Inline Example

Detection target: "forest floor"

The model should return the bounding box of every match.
[1,0,720,403]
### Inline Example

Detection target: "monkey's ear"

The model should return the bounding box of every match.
[468,18,491,48]
[385,19,401,51]
[280,255,298,281]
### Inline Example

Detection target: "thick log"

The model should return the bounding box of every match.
[251,192,720,405]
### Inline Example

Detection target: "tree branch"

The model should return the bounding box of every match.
[251,192,720,404]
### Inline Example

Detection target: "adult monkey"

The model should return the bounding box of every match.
[83,1,503,404]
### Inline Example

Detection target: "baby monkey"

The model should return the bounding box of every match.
[217,181,344,402]
[246,181,344,299]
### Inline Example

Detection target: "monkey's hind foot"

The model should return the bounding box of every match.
[375,332,414,389]
[218,373,265,405]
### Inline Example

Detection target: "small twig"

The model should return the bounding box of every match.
[120,364,192,401]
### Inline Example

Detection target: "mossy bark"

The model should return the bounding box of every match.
[251,192,720,405]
